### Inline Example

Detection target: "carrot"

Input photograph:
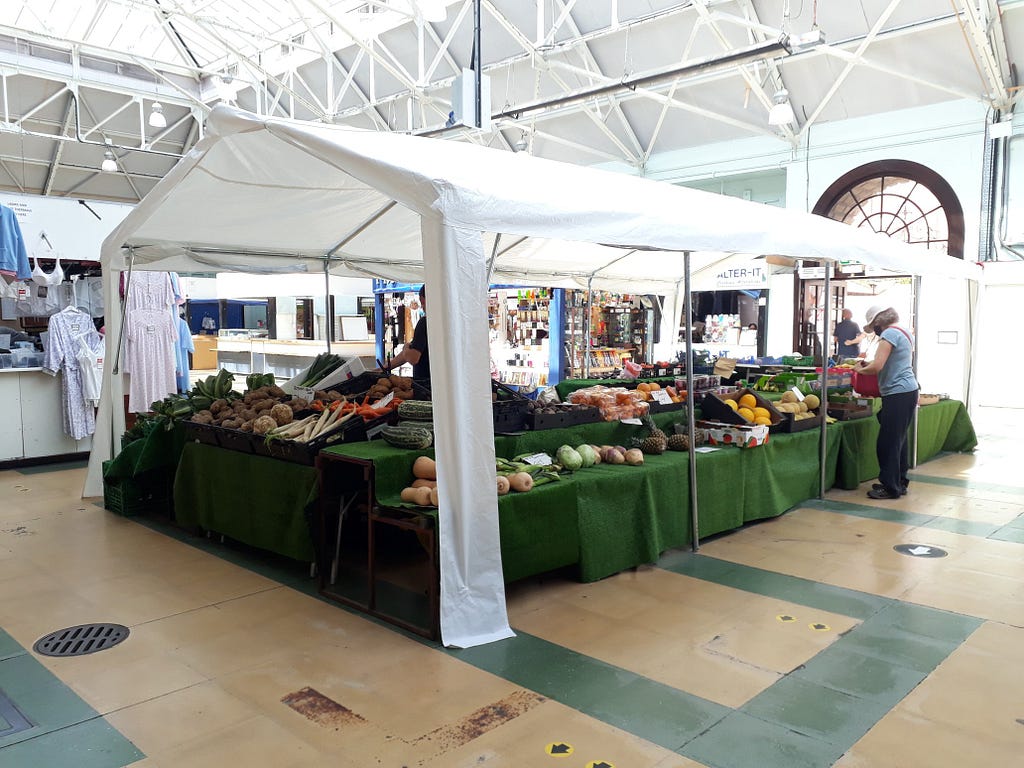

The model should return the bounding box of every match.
[310,401,325,412]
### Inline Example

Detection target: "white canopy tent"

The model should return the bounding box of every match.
[85,106,982,648]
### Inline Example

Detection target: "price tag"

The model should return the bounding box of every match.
[651,390,673,405]
[620,418,642,425]
[294,385,316,402]
[791,386,805,402]
[522,452,552,466]
[372,391,395,410]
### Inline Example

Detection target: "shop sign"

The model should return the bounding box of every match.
[797,266,828,279]
[715,263,768,290]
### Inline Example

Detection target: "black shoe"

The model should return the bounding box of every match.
[867,487,902,499]
[872,483,907,496]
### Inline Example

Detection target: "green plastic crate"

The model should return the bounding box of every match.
[102,466,172,517]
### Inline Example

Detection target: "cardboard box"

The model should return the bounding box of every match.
[697,420,770,448]
[700,387,783,429]
[280,355,367,396]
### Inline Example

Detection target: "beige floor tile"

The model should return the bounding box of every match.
[52,652,209,714]
[641,641,782,707]
[105,681,260,756]
[837,710,1022,768]
[152,714,326,768]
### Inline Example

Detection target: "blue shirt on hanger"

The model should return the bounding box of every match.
[0,205,31,281]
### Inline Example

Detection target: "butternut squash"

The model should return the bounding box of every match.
[429,487,439,507]
[496,475,510,495]
[411,478,437,489]
[412,456,437,480]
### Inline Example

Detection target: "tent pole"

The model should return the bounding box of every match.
[583,276,593,379]
[324,258,332,354]
[818,261,831,499]
[910,274,921,468]
[683,251,699,552]
[112,248,135,375]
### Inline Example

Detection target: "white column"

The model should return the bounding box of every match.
[420,216,514,648]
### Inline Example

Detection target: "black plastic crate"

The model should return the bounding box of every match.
[255,411,395,465]
[183,421,221,447]
[776,412,824,432]
[218,426,257,454]
[528,404,602,430]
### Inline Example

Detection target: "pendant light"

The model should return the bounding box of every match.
[101,150,117,173]
[768,89,795,126]
[148,102,167,129]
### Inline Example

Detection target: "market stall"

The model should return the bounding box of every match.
[86,106,982,649]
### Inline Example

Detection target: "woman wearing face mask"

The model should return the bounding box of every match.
[855,305,919,499]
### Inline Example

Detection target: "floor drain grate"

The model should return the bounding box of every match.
[33,623,129,657]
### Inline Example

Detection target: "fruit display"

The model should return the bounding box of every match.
[774,391,820,421]
[634,381,686,403]
[568,385,650,420]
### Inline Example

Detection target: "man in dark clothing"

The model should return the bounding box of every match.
[387,285,430,382]
[833,308,860,358]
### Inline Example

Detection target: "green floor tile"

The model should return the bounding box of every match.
[0,655,99,748]
[793,646,927,705]
[584,676,729,750]
[659,553,890,621]
[922,516,999,537]
[681,711,843,768]
[0,633,23,663]
[866,603,981,645]
[836,622,960,674]
[908,473,1024,496]
[804,498,933,527]
[15,460,89,475]
[742,676,889,746]
[0,718,143,768]
[990,527,1024,544]
[451,632,637,707]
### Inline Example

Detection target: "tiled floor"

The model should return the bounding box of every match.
[0,406,1021,767]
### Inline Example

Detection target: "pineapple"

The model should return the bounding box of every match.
[667,433,689,451]
[633,414,668,454]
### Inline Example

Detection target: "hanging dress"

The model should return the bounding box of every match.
[126,308,178,413]
[43,306,103,440]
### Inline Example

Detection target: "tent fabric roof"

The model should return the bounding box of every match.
[102,106,982,287]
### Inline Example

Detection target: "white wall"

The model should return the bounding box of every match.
[0,191,132,261]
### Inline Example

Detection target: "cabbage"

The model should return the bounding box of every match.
[575,444,598,468]
[556,445,583,472]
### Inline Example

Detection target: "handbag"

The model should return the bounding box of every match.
[852,326,912,398]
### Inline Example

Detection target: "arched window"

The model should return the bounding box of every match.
[813,160,964,259]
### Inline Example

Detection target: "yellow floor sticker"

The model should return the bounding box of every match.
[585,761,615,768]
[809,622,831,632]
[776,614,797,623]
[545,742,573,757]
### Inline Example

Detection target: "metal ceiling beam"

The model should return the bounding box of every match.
[796,0,904,140]
[42,93,75,196]
[951,0,1013,108]
[0,158,26,193]
[690,4,796,146]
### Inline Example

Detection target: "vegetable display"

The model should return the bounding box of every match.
[298,353,345,388]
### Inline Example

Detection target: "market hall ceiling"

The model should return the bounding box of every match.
[0,0,1019,204]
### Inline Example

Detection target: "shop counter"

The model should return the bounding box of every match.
[0,367,92,463]
[173,442,317,562]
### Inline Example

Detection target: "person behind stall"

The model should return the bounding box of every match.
[854,305,919,500]
[386,285,430,383]
[833,308,861,360]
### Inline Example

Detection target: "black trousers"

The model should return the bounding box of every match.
[876,389,919,493]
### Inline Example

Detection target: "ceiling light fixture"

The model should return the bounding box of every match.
[512,134,528,153]
[101,150,118,173]
[148,102,167,129]
[768,89,795,126]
